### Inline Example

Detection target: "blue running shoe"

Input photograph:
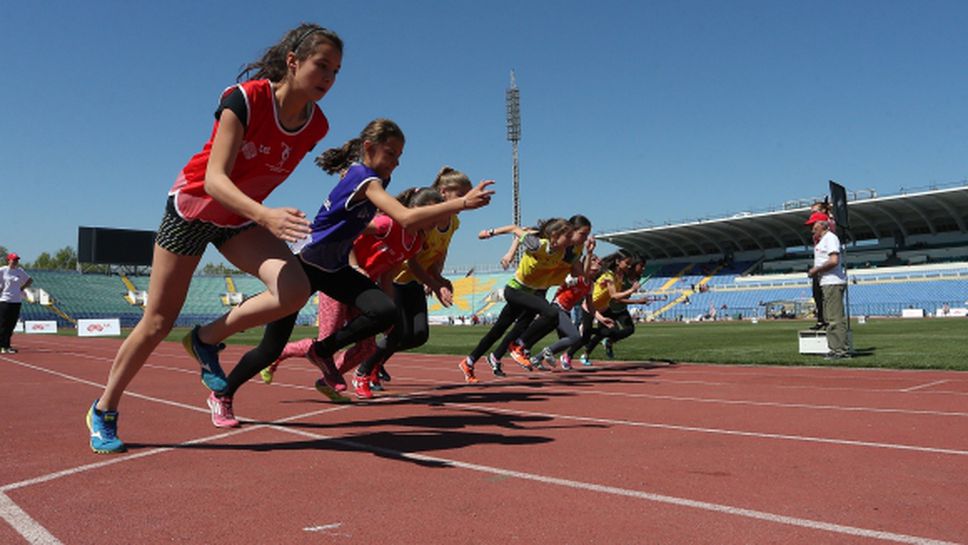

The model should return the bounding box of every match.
[86,400,126,454]
[183,325,228,392]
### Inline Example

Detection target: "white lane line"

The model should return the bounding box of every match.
[0,493,63,545]
[385,360,968,397]
[901,380,950,393]
[2,356,962,545]
[6,356,967,460]
[444,403,968,457]
[269,424,960,545]
[392,375,968,418]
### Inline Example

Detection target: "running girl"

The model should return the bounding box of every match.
[502,215,592,369]
[460,218,574,382]
[205,119,493,426]
[260,187,444,400]
[568,250,641,366]
[359,166,473,386]
[86,24,343,454]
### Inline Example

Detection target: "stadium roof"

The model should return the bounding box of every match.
[597,184,968,260]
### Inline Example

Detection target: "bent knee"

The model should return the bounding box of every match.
[137,314,176,342]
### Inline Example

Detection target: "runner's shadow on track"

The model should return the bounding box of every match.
[127,429,556,469]
[268,408,606,434]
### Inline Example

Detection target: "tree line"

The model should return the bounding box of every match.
[0,245,240,275]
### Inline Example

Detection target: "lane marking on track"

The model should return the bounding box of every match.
[0,493,63,545]
[1,355,963,545]
[268,424,961,545]
[383,360,968,397]
[10,343,968,399]
[442,402,968,457]
[900,380,950,393]
[387,374,968,418]
[6,355,966,462]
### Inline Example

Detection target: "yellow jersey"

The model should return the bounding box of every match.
[394,215,460,285]
[591,270,617,311]
[508,235,568,290]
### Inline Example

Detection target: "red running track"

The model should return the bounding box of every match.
[1,334,966,544]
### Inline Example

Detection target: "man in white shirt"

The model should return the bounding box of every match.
[807,222,849,359]
[0,253,33,353]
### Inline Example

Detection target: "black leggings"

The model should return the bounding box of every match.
[0,302,22,348]
[582,308,636,356]
[566,308,596,357]
[357,281,429,376]
[490,288,548,359]
[524,304,581,355]
[468,286,557,363]
[223,262,396,396]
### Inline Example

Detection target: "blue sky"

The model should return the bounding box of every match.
[3,1,967,270]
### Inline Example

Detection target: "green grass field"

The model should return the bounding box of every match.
[158,317,967,371]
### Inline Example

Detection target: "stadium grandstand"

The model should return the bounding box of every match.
[430,182,968,323]
[13,182,968,330]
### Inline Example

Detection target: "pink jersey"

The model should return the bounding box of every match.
[553,276,593,311]
[353,215,424,280]
[169,79,329,227]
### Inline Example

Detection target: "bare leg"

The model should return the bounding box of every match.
[97,245,200,411]
[195,227,310,345]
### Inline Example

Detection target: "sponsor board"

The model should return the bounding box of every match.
[25,321,58,334]
[14,321,24,333]
[77,318,122,337]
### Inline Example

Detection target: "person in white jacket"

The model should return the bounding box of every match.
[807,222,849,360]
[0,253,32,353]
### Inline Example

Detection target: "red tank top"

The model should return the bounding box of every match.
[169,79,329,226]
[353,215,424,280]
[553,276,593,311]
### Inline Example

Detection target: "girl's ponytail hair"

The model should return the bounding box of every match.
[601,249,633,272]
[238,23,343,83]
[535,218,572,240]
[432,166,472,193]
[396,187,444,207]
[568,214,592,230]
[316,118,405,175]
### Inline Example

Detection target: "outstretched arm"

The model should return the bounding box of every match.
[365,179,495,229]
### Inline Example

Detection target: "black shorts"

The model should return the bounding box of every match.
[155,196,255,256]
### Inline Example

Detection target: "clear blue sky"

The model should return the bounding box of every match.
[3,1,967,269]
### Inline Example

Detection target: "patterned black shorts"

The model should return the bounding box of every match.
[155,196,255,256]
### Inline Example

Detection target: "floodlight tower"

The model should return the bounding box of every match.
[506,70,522,265]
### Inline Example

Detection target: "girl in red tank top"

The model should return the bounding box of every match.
[88,25,344,452]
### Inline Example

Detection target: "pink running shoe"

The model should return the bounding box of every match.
[559,353,573,371]
[206,392,240,428]
[307,348,347,392]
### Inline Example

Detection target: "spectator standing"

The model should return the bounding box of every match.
[0,253,33,353]
[807,220,849,360]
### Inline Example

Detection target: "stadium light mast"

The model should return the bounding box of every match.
[506,70,522,265]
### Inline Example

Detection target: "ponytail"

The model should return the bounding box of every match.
[316,118,405,175]
[237,23,343,83]
[396,186,444,207]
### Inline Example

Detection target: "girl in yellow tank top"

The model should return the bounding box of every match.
[459,218,574,381]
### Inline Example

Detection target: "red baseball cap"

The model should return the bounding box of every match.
[805,211,829,225]
[6,253,19,261]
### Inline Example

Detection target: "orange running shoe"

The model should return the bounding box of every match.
[508,341,533,371]
[458,357,479,384]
